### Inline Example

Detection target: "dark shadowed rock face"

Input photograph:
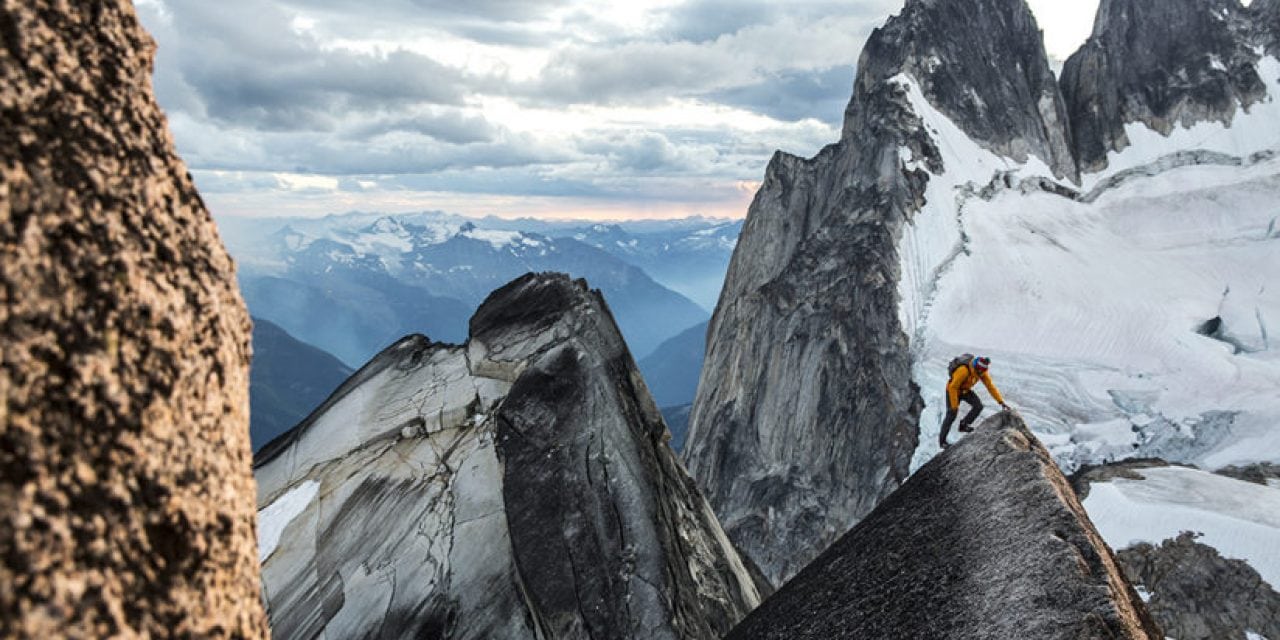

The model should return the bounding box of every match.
[1118,532,1280,640]
[848,0,1077,179]
[0,1,264,637]
[683,0,1076,586]
[728,412,1162,640]
[1061,0,1269,172]
[256,273,761,639]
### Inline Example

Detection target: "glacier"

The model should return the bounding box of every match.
[898,60,1280,475]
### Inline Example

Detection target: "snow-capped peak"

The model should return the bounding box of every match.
[458,227,524,249]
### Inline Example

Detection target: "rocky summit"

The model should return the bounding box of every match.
[255,273,761,639]
[0,1,264,637]
[727,412,1162,640]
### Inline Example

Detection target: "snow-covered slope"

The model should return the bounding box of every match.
[1082,465,1280,589]
[876,0,1280,602]
[903,54,1280,476]
[254,274,760,639]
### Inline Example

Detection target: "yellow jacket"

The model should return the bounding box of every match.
[946,365,1005,410]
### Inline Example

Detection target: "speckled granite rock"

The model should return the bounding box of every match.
[1118,532,1280,640]
[728,412,1162,640]
[0,1,264,637]
[256,273,761,639]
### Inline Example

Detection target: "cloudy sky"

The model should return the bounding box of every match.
[136,0,1099,221]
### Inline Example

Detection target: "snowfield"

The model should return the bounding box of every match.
[893,59,1280,589]
[1082,465,1280,588]
[895,66,1280,475]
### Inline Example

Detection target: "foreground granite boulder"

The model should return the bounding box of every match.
[728,412,1161,640]
[0,1,264,637]
[255,273,761,639]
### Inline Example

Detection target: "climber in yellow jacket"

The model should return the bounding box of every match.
[939,355,1009,448]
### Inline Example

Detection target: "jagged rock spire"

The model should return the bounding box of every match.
[847,0,1078,180]
[684,0,1075,586]
[256,273,762,639]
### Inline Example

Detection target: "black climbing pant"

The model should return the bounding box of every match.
[939,390,983,446]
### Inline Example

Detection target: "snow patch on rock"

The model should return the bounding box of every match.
[257,480,318,563]
[1082,56,1280,190]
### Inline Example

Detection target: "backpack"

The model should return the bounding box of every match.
[947,353,975,376]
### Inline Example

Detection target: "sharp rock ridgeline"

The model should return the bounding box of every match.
[255,273,763,639]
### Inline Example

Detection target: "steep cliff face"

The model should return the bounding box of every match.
[0,1,264,637]
[848,0,1077,180]
[684,0,1074,585]
[1061,0,1268,172]
[256,274,761,639]
[727,412,1162,640]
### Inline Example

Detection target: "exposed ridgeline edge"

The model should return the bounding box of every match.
[683,0,1075,585]
[727,412,1163,640]
[0,2,265,637]
[255,273,761,639]
[1061,0,1273,172]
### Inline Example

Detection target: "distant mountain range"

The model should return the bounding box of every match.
[639,320,708,408]
[562,222,740,310]
[248,317,352,450]
[219,212,741,366]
